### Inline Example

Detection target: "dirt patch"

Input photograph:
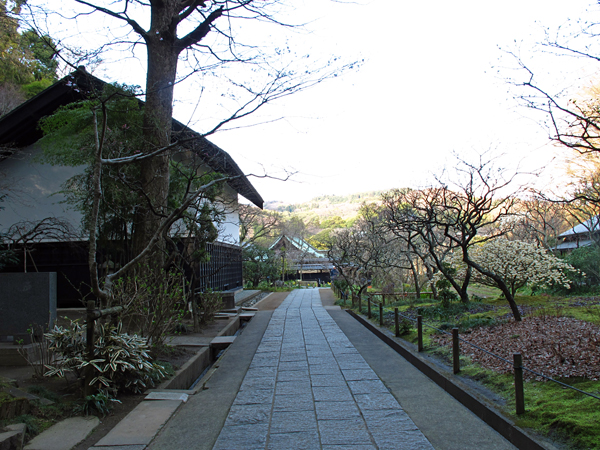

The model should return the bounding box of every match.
[431,315,600,380]
[319,288,336,307]
[254,291,290,310]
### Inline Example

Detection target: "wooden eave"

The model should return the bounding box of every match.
[0,67,263,209]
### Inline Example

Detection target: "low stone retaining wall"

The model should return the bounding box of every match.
[157,315,243,391]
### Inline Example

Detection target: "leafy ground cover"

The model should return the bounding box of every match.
[339,291,600,449]
[0,314,228,446]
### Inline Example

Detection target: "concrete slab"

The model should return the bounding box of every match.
[240,313,256,322]
[94,400,181,447]
[165,335,212,346]
[0,344,29,366]
[92,446,146,450]
[145,392,188,402]
[210,336,236,359]
[0,423,26,450]
[24,416,99,450]
[6,386,54,405]
[210,336,236,345]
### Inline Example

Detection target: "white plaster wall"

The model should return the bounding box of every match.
[0,144,84,234]
[1,145,242,245]
[215,183,240,245]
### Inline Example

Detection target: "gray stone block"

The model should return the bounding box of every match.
[0,423,25,450]
[318,418,372,446]
[267,431,320,450]
[0,272,57,343]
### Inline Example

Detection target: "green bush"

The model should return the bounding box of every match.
[397,318,413,335]
[114,266,187,350]
[196,292,223,324]
[417,303,468,321]
[457,316,497,332]
[562,244,600,293]
[75,390,117,417]
[44,320,167,398]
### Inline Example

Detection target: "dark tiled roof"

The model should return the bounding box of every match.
[0,67,263,208]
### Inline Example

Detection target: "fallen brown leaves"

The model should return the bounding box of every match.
[430,316,600,380]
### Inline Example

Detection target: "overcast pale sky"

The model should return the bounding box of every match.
[39,0,599,204]
[209,0,599,204]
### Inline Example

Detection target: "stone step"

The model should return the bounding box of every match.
[0,344,40,367]
[0,423,26,450]
[210,336,236,359]
[91,400,183,448]
[24,416,99,450]
[240,313,256,322]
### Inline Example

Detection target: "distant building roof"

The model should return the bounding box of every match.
[554,239,593,251]
[559,216,600,238]
[269,235,326,259]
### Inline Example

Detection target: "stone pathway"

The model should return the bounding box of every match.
[213,289,433,450]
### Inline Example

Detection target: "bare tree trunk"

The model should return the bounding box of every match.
[409,259,421,299]
[467,259,522,321]
[132,30,179,266]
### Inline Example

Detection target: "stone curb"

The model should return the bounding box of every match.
[0,423,26,450]
[346,309,559,450]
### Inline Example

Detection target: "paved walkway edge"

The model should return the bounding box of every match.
[345,310,557,450]
[147,310,274,450]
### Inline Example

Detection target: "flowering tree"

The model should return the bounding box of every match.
[383,155,518,305]
[445,239,578,313]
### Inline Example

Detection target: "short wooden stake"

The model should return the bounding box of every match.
[367,298,371,319]
[379,303,383,326]
[514,353,525,415]
[394,308,399,337]
[452,328,460,374]
[85,300,96,397]
[417,315,423,352]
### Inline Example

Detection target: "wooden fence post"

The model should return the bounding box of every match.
[379,303,383,326]
[394,308,399,337]
[514,353,525,415]
[417,315,423,352]
[367,298,371,319]
[85,300,95,397]
[452,328,460,374]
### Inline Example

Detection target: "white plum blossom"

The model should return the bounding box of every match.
[444,239,579,296]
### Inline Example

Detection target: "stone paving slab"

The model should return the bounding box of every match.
[213,289,434,450]
[150,288,519,450]
[94,400,181,447]
[24,416,99,450]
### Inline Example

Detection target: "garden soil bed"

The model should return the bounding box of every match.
[1,291,288,449]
